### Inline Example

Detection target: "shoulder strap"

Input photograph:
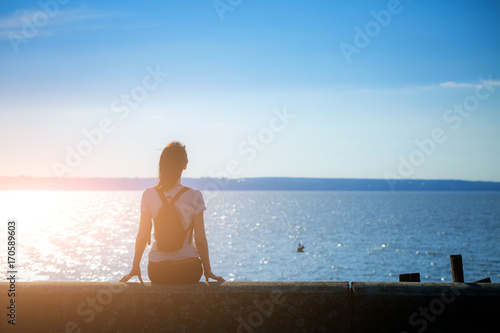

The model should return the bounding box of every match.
[154,187,168,205]
[154,186,190,205]
[187,224,194,244]
[170,186,190,204]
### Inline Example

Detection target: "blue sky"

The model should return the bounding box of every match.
[0,0,499,181]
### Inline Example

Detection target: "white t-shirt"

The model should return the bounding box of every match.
[140,185,206,262]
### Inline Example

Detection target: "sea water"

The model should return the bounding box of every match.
[0,190,498,282]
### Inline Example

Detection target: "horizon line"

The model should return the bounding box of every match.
[1,175,499,184]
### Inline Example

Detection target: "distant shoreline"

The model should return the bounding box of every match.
[1,176,500,191]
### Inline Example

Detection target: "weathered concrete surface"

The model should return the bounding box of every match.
[2,281,498,332]
[0,281,350,333]
[351,282,500,333]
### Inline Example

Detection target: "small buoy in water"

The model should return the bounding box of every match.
[297,243,304,252]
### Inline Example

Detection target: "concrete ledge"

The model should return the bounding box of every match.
[2,282,499,332]
[351,282,500,333]
[0,281,350,332]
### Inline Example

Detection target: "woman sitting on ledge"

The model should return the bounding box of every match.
[120,141,224,284]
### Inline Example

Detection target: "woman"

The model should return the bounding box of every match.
[120,141,224,284]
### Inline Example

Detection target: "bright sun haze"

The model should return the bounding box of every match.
[0,0,499,181]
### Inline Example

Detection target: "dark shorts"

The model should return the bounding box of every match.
[148,257,203,284]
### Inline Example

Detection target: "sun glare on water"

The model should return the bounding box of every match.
[0,191,142,281]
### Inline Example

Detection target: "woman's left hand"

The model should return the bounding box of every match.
[204,270,225,282]
[119,266,144,283]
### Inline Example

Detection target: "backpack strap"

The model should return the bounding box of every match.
[186,224,194,244]
[154,187,168,205]
[169,187,192,243]
[154,186,190,204]
[170,186,190,204]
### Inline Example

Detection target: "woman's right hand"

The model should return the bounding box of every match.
[119,265,144,283]
[204,270,225,282]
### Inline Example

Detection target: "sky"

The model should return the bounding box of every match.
[0,0,499,181]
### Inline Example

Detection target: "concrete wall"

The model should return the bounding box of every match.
[351,282,500,333]
[1,281,350,333]
[1,281,498,332]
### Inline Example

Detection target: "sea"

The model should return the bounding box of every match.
[0,190,498,283]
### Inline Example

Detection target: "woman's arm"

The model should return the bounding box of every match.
[119,211,152,283]
[193,212,225,282]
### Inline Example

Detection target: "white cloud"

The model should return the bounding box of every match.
[439,81,477,88]
[439,79,500,89]
[0,6,129,40]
